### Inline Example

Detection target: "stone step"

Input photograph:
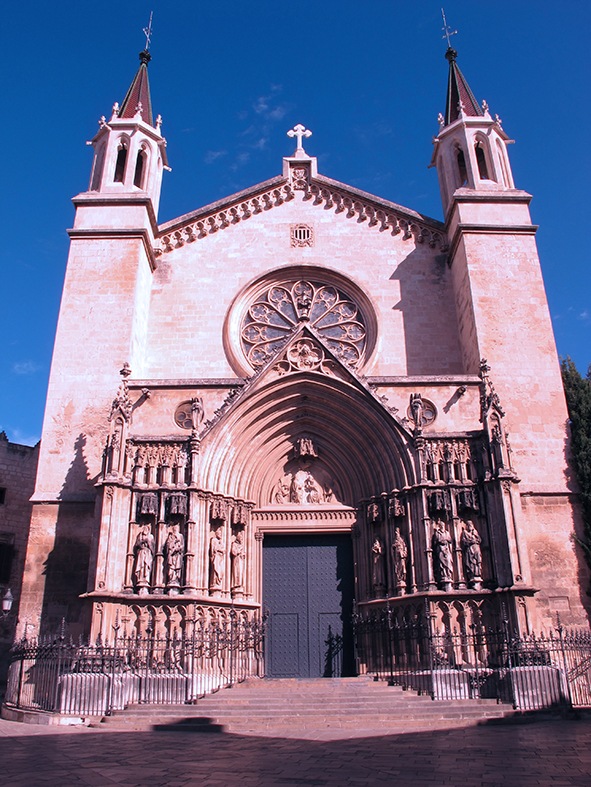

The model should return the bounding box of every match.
[96,677,515,736]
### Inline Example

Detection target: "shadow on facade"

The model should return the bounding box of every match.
[39,434,95,638]
[389,248,465,376]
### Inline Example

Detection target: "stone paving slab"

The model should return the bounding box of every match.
[0,716,590,786]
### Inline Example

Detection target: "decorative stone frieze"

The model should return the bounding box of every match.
[156,179,448,253]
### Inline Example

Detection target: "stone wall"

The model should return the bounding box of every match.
[0,433,39,681]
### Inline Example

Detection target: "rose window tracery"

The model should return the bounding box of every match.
[241,280,367,368]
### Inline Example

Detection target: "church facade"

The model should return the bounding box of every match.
[17,47,589,679]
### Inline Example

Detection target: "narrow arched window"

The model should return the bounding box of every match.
[134,149,146,188]
[457,149,468,186]
[114,142,128,182]
[475,142,489,180]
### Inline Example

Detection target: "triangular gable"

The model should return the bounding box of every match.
[199,323,413,442]
[156,172,447,255]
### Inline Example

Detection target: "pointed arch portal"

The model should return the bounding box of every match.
[198,365,416,677]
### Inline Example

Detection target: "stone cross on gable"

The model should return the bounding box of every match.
[287,124,312,154]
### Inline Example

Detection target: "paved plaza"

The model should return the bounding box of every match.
[0,716,589,787]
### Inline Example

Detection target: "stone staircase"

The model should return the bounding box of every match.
[94,677,516,739]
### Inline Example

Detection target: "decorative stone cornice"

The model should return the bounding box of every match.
[252,508,356,522]
[156,176,448,254]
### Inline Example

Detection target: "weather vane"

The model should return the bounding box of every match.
[143,11,153,51]
[441,8,457,48]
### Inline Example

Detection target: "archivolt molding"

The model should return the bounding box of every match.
[207,324,405,441]
[155,178,448,254]
[196,368,418,507]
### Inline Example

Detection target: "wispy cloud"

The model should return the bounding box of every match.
[13,360,40,375]
[228,85,293,170]
[204,150,228,164]
[579,310,589,320]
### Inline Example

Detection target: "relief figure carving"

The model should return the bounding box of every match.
[272,460,338,505]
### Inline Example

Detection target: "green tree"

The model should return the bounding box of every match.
[561,357,591,589]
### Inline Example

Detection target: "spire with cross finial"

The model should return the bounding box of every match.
[287,124,312,158]
[118,16,155,125]
[143,11,153,51]
[443,48,482,126]
[441,8,457,48]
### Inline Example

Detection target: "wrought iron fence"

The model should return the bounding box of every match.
[4,612,265,717]
[353,610,591,710]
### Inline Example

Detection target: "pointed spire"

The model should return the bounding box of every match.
[444,47,482,126]
[119,50,154,126]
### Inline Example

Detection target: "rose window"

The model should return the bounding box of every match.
[241,280,367,368]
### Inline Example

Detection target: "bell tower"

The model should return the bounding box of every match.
[431,47,515,214]
[18,48,170,637]
[431,46,588,629]
[86,49,169,214]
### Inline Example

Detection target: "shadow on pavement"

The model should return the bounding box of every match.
[1,719,590,787]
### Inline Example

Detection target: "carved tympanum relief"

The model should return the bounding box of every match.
[242,279,367,369]
[271,436,342,505]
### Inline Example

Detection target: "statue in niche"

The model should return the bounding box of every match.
[164,523,185,593]
[432,520,453,589]
[134,524,155,595]
[371,537,386,595]
[460,521,482,588]
[209,526,225,592]
[231,530,246,596]
[392,527,408,592]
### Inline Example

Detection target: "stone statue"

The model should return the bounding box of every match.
[164,523,185,593]
[134,524,155,595]
[392,527,408,591]
[432,520,453,588]
[410,393,424,428]
[210,526,225,592]
[460,521,482,587]
[372,537,385,593]
[231,530,246,596]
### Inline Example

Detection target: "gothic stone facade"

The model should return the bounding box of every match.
[17,51,589,666]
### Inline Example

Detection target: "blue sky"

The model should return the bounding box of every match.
[2,0,589,446]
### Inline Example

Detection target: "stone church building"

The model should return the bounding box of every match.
[16,46,589,679]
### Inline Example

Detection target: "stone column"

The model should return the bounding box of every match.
[424,513,437,591]
[184,518,196,593]
[124,491,138,591]
[254,530,264,609]
[244,506,254,601]
[153,493,166,593]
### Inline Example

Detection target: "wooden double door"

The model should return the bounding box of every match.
[263,533,355,678]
